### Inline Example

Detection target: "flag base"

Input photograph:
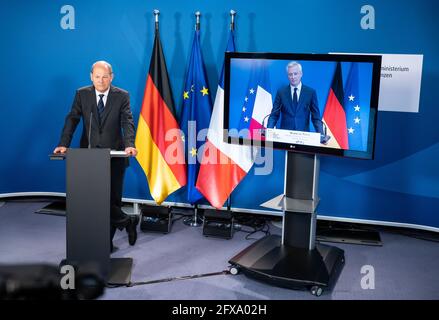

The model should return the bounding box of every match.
[183,216,203,227]
[183,206,203,227]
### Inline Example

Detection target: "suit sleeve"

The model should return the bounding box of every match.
[58,90,82,147]
[310,89,323,134]
[120,93,136,148]
[267,91,282,128]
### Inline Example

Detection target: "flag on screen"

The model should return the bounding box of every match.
[195,31,256,209]
[322,62,349,149]
[179,30,213,204]
[344,63,364,151]
[135,29,186,204]
[237,61,273,140]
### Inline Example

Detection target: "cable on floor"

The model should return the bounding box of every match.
[107,270,231,288]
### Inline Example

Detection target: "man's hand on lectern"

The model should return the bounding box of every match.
[125,147,138,157]
[53,146,67,154]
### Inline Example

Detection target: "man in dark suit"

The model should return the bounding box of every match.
[267,61,325,137]
[53,61,138,251]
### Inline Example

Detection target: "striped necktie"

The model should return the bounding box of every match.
[97,94,105,123]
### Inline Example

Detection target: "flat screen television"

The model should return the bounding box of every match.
[223,52,382,159]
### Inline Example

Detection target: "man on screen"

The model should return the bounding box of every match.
[267,61,326,140]
[53,60,139,252]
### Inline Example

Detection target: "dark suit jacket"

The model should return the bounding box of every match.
[267,84,323,134]
[58,85,135,151]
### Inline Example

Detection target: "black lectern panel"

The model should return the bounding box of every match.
[66,149,111,277]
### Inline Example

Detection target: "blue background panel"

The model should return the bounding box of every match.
[0,0,438,230]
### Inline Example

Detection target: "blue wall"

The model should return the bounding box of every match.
[1,0,438,229]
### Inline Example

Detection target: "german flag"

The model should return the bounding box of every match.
[323,62,349,149]
[135,28,186,204]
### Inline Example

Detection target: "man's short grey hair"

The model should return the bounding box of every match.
[91,60,113,74]
[286,61,302,73]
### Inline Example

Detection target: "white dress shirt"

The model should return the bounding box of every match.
[95,87,110,107]
[290,82,302,103]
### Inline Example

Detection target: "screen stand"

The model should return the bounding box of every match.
[228,151,345,296]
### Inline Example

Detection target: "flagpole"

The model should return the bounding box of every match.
[195,11,200,31]
[183,11,203,227]
[153,9,159,32]
[226,9,236,212]
[230,9,236,31]
[185,203,202,227]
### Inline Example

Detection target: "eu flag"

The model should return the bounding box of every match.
[179,30,212,204]
[237,60,272,139]
[344,63,364,151]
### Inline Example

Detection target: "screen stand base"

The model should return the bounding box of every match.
[228,152,345,296]
[228,235,344,294]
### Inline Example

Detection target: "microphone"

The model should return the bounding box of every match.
[320,121,331,144]
[261,105,282,129]
[88,112,93,149]
[260,105,282,137]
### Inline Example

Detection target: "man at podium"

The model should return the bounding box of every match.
[267,61,324,134]
[53,60,138,251]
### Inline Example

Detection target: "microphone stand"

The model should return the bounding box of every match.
[320,121,331,145]
[88,112,93,149]
[260,104,282,136]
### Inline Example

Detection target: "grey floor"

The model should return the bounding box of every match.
[1,201,439,300]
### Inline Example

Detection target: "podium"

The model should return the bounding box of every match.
[50,148,132,285]
[229,152,345,296]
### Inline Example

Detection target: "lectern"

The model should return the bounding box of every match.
[229,152,345,296]
[50,148,132,285]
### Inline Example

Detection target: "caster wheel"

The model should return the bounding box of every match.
[310,286,323,297]
[229,266,239,275]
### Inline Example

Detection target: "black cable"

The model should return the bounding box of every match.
[109,270,231,288]
[244,221,271,240]
[233,213,271,240]
[171,213,192,223]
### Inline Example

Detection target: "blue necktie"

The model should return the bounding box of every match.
[97,94,105,123]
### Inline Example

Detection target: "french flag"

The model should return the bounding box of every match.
[195,31,257,209]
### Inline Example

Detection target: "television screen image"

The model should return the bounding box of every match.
[224,52,382,159]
